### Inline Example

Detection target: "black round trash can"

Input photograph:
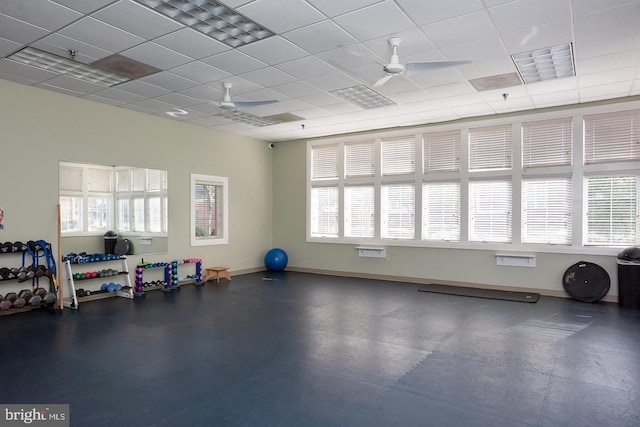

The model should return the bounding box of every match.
[104,231,117,254]
[617,247,640,309]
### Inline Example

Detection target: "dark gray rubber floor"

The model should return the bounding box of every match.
[1,271,639,426]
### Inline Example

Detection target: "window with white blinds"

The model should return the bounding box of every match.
[522,118,573,168]
[469,180,512,242]
[345,185,375,238]
[586,176,638,245]
[584,110,640,164]
[382,137,415,176]
[381,184,415,239]
[345,142,375,178]
[469,125,512,171]
[191,174,228,246]
[311,186,339,238]
[522,178,572,244]
[422,182,460,241]
[423,131,461,173]
[311,144,339,179]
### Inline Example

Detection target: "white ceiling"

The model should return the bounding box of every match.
[1,0,639,142]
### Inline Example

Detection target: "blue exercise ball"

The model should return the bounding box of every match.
[265,248,288,271]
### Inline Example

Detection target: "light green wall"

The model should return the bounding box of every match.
[271,131,622,299]
[0,79,273,295]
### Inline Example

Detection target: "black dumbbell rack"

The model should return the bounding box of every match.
[0,240,61,316]
[63,255,133,310]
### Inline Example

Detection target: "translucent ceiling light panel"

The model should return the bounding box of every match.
[511,43,575,84]
[136,0,274,47]
[216,110,279,127]
[330,85,396,109]
[6,47,130,86]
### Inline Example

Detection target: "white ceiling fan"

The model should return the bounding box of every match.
[339,37,472,88]
[217,82,278,110]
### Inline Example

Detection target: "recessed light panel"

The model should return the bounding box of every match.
[216,110,279,127]
[330,85,396,109]
[136,0,274,48]
[6,47,130,86]
[511,43,575,84]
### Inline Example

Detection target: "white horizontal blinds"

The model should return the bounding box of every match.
[423,131,461,173]
[310,187,339,237]
[422,182,460,241]
[116,169,130,192]
[132,168,145,191]
[311,144,339,180]
[344,186,375,238]
[522,178,572,244]
[469,124,512,171]
[87,168,111,192]
[345,141,375,178]
[469,180,512,242]
[59,165,83,191]
[381,136,415,176]
[381,184,415,239]
[584,110,640,164]
[522,118,573,168]
[147,169,165,191]
[586,176,638,245]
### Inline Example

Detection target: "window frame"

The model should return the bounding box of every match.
[306,101,640,255]
[190,174,229,246]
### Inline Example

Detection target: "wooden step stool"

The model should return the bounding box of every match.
[204,267,231,283]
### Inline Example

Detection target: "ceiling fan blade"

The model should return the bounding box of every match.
[233,100,278,110]
[405,59,472,76]
[337,44,384,66]
[373,74,393,88]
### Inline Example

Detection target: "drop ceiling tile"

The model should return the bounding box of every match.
[170,61,230,84]
[425,81,476,97]
[202,49,268,75]
[153,92,203,108]
[33,33,112,63]
[297,92,342,107]
[154,28,230,60]
[577,50,640,75]
[238,37,307,66]
[489,0,571,34]
[440,92,487,108]
[580,83,632,102]
[305,0,382,18]
[333,1,415,41]
[579,67,637,87]
[237,0,325,33]
[525,76,577,95]
[140,71,199,91]
[422,11,496,48]
[573,0,640,16]
[0,58,59,82]
[0,13,50,45]
[60,17,144,53]
[531,89,579,107]
[501,20,572,54]
[276,56,338,80]
[128,97,176,113]
[240,66,297,87]
[115,79,171,98]
[52,0,115,14]
[0,37,21,57]
[187,101,225,115]
[39,74,107,94]
[84,93,128,106]
[363,28,435,59]
[122,42,193,70]
[305,72,361,92]
[441,37,508,62]
[456,56,516,80]
[0,0,82,31]
[395,0,484,25]
[180,85,223,103]
[450,102,496,117]
[37,82,87,97]
[271,81,322,98]
[283,20,357,54]
[90,87,146,104]
[573,2,640,40]
[92,0,183,39]
[574,29,640,60]
[489,96,535,113]
[188,115,230,127]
